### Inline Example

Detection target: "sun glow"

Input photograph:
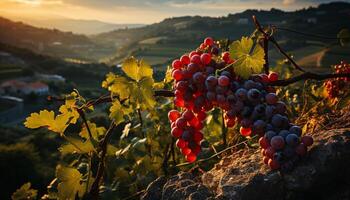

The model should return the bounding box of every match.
[11,0,41,5]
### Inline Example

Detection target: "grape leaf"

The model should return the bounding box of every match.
[79,121,106,140]
[109,76,134,100]
[59,137,95,155]
[338,29,350,46]
[56,165,85,200]
[131,77,156,110]
[58,98,79,124]
[11,182,37,200]
[229,36,265,78]
[122,57,153,81]
[24,110,71,135]
[109,100,132,125]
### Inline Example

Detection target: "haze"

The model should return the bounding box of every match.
[1,0,348,24]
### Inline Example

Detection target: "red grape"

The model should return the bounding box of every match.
[181,147,191,155]
[268,159,280,170]
[171,127,183,138]
[168,110,181,122]
[180,55,190,65]
[172,59,182,69]
[172,69,183,81]
[176,139,186,149]
[200,53,211,65]
[268,72,278,82]
[186,153,197,163]
[204,37,214,46]
[301,136,313,147]
[240,127,252,137]
[190,55,201,65]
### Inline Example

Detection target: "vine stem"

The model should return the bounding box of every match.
[89,120,116,199]
[269,72,350,86]
[176,135,258,167]
[252,15,305,73]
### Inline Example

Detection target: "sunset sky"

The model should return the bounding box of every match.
[0,0,348,24]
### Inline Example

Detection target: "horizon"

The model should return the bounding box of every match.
[1,0,349,25]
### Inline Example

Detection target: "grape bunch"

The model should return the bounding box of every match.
[324,61,350,98]
[168,37,313,170]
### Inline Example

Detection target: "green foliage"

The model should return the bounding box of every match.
[11,183,37,200]
[229,37,265,78]
[338,29,350,46]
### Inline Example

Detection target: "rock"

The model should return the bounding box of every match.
[202,128,350,200]
[141,176,167,200]
[143,129,350,200]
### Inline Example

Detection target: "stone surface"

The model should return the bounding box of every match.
[142,128,350,200]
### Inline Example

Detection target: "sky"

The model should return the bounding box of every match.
[0,0,349,24]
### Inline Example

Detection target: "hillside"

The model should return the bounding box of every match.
[0,43,115,96]
[0,17,116,62]
[93,2,350,68]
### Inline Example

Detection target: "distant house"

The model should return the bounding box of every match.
[0,80,49,96]
[37,74,66,83]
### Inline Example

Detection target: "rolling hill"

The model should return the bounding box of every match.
[92,2,350,69]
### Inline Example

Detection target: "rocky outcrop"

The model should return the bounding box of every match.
[142,128,350,200]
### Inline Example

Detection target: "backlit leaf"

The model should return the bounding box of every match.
[229,36,265,78]
[56,165,85,200]
[122,57,153,81]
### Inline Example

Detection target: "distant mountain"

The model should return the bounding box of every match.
[21,18,145,35]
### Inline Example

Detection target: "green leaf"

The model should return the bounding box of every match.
[56,165,85,200]
[11,183,37,200]
[338,29,350,46]
[229,36,265,78]
[122,57,153,81]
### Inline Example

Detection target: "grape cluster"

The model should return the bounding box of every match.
[324,61,350,98]
[168,37,313,170]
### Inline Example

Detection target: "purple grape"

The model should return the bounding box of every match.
[193,72,204,83]
[275,101,287,114]
[242,106,252,118]
[271,114,284,128]
[278,130,290,139]
[216,86,227,94]
[244,80,256,89]
[206,91,216,101]
[205,76,217,88]
[271,135,285,150]
[265,105,276,119]
[227,95,236,103]
[247,89,261,101]
[289,125,302,136]
[286,134,299,147]
[182,130,191,141]
[266,124,274,131]
[273,152,284,163]
[283,146,296,158]
[265,131,277,141]
[265,93,278,105]
[235,88,247,100]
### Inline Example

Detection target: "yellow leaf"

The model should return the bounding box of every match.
[56,165,85,200]
[109,76,133,99]
[59,137,95,155]
[79,121,106,140]
[122,57,153,81]
[24,110,70,134]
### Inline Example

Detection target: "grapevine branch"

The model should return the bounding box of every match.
[252,15,306,72]
[269,72,350,86]
[89,120,116,199]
